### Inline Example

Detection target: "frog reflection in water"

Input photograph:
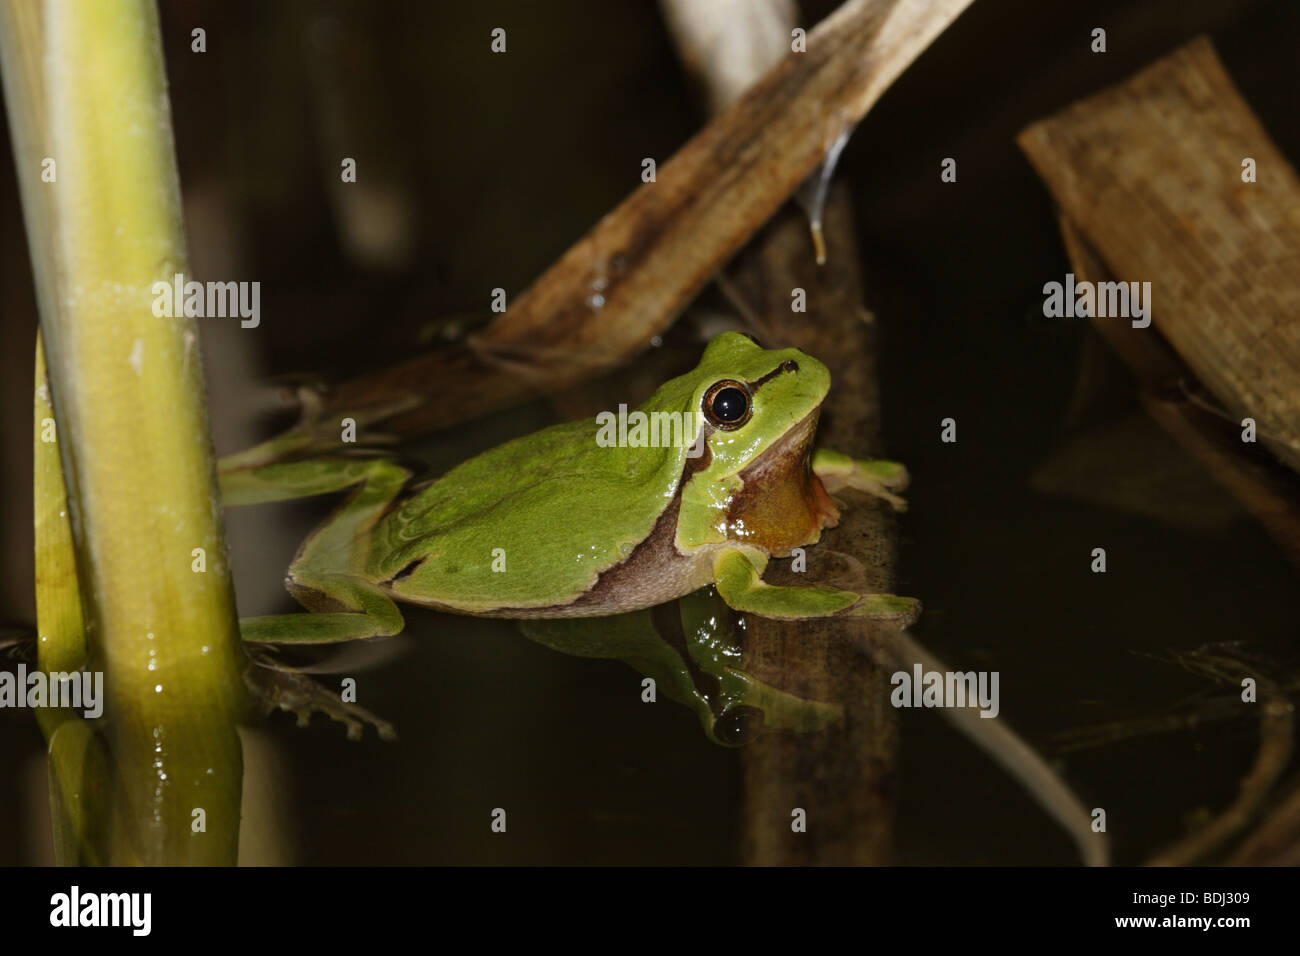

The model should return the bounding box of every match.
[222,332,918,740]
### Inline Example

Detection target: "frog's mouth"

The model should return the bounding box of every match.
[725,408,839,554]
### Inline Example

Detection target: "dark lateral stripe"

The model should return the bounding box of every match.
[384,556,426,585]
[748,359,797,392]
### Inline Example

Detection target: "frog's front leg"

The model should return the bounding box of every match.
[812,447,909,512]
[712,548,920,624]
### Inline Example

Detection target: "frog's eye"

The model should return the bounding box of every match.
[713,705,765,745]
[703,380,752,429]
[740,332,763,347]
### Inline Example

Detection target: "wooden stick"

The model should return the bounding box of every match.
[656,0,902,864]
[296,0,977,445]
[733,192,900,865]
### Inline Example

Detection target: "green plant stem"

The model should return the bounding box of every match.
[2,0,244,864]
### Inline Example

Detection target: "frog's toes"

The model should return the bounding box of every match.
[243,660,398,742]
[851,593,922,626]
[814,454,910,511]
[867,485,909,513]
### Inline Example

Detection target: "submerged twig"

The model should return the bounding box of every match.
[868,628,1109,867]
[1053,216,1300,573]
[1146,652,1295,866]
[1229,778,1300,865]
[1019,37,1300,476]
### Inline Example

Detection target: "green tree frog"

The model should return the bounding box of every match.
[221,332,918,733]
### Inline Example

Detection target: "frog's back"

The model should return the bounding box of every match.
[370,416,687,611]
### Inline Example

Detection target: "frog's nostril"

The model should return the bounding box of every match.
[782,360,799,373]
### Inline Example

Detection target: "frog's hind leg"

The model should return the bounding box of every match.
[240,574,405,645]
[238,571,405,741]
[243,654,398,742]
[229,456,414,645]
[223,456,413,739]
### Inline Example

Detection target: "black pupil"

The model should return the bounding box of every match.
[714,706,764,745]
[711,387,748,423]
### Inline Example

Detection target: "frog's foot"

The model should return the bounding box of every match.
[847,592,922,626]
[243,655,397,742]
[713,548,921,625]
[812,448,909,512]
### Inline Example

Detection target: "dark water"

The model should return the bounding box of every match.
[1,0,1296,865]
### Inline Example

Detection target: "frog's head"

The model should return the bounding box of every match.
[670,332,839,555]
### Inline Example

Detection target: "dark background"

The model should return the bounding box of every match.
[2,0,1297,864]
